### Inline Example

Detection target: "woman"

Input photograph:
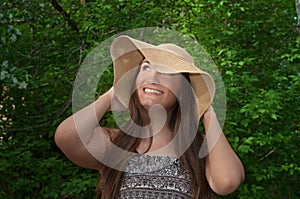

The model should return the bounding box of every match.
[55,35,245,198]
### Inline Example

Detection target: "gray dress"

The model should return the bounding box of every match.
[119,154,192,199]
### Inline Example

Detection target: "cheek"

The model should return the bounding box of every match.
[162,90,179,110]
[167,91,178,103]
[135,72,148,88]
[135,74,145,98]
[161,77,182,95]
[135,73,143,89]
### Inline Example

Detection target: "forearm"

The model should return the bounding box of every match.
[203,108,245,195]
[55,91,111,150]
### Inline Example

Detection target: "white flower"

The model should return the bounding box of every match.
[15,28,22,35]
[2,60,8,67]
[0,70,8,80]
[18,81,28,89]
[12,76,18,84]
[10,34,17,42]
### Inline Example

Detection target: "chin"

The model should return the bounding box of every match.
[140,101,161,110]
[140,102,154,110]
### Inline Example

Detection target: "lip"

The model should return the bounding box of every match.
[143,87,164,95]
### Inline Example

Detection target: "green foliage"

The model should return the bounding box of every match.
[1,0,299,198]
[0,136,98,198]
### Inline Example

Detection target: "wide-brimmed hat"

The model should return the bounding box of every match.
[110,35,215,118]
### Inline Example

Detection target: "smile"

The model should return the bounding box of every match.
[143,88,163,95]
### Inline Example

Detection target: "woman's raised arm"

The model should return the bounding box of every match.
[54,88,114,170]
[203,106,245,195]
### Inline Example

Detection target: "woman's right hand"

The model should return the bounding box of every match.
[105,86,115,101]
[102,86,125,112]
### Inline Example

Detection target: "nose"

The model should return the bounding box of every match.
[140,62,165,84]
[147,67,163,83]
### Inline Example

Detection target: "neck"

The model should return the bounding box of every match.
[137,126,174,155]
[137,109,177,156]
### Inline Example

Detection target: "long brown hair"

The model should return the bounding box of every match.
[97,73,215,199]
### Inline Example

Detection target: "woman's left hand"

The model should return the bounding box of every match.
[202,106,215,125]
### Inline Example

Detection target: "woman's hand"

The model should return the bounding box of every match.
[100,87,115,112]
[105,86,115,101]
[102,86,126,112]
[202,105,215,126]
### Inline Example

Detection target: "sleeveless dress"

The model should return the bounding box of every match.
[118,154,192,199]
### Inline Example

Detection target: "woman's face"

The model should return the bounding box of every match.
[135,60,183,111]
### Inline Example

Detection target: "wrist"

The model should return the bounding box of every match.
[203,107,216,127]
[95,92,112,113]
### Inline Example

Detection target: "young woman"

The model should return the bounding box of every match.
[55,35,245,198]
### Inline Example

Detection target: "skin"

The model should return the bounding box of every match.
[136,60,182,111]
[134,60,184,153]
[54,60,245,195]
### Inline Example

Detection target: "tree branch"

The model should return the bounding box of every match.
[2,91,72,132]
[50,0,79,32]
[259,147,278,161]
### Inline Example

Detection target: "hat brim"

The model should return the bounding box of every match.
[110,35,215,118]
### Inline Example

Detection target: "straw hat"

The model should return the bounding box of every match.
[110,35,215,118]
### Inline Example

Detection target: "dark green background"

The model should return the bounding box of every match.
[1,0,299,198]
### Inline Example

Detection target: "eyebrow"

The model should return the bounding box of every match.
[142,59,150,64]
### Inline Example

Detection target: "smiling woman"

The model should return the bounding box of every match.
[54,35,245,199]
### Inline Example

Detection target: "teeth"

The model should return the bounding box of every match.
[144,88,163,94]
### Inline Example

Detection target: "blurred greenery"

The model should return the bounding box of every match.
[0,0,299,198]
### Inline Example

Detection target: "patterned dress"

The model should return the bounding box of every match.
[119,154,192,199]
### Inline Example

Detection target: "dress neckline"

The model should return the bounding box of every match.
[125,153,179,174]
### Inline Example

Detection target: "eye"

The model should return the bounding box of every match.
[141,63,151,71]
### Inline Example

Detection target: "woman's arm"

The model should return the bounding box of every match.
[203,106,245,195]
[54,88,114,170]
